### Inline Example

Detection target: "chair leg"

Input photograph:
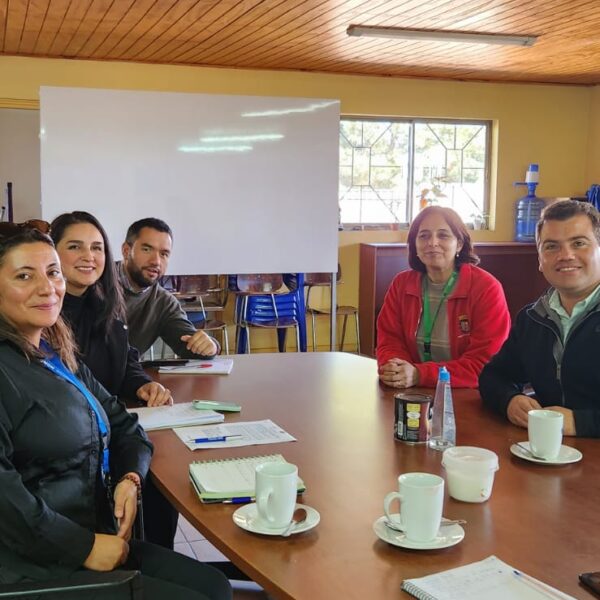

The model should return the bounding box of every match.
[295,325,300,352]
[311,312,317,352]
[234,296,244,354]
[235,324,242,354]
[243,297,251,354]
[222,326,230,355]
[277,328,287,352]
[354,312,361,354]
[340,314,349,351]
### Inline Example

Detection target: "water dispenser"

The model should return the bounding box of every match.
[514,164,546,243]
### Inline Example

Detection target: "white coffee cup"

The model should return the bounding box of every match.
[528,409,563,459]
[255,462,298,529]
[384,472,444,542]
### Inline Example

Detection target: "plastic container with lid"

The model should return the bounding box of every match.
[441,446,499,503]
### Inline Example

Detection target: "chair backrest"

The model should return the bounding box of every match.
[305,264,343,309]
[237,274,285,294]
[159,274,181,291]
[178,274,228,308]
[305,264,341,286]
[179,274,212,293]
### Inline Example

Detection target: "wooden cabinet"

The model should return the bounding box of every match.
[359,242,549,358]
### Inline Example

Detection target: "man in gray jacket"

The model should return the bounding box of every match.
[120,218,218,359]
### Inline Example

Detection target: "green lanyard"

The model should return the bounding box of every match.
[422,271,458,362]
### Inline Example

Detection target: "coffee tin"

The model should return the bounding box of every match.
[394,393,433,444]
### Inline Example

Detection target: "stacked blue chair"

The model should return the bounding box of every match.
[233,274,303,353]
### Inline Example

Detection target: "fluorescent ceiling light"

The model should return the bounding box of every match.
[346,25,537,47]
[178,145,252,153]
[242,101,338,117]
[199,134,284,143]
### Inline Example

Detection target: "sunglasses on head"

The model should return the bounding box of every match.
[0,220,51,238]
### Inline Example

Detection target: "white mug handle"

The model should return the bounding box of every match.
[384,491,403,527]
[256,487,275,524]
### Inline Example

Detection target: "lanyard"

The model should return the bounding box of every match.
[422,271,458,362]
[40,342,110,486]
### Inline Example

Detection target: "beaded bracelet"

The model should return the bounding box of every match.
[119,473,142,499]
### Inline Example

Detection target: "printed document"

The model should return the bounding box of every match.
[173,419,296,450]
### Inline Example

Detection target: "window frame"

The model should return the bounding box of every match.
[339,115,492,230]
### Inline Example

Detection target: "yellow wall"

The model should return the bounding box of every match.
[0,56,595,350]
[587,86,600,184]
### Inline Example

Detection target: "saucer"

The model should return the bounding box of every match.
[373,515,465,550]
[233,503,320,536]
[510,442,583,465]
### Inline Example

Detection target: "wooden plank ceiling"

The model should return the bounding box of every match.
[1,0,600,85]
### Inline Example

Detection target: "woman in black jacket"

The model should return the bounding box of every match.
[51,211,171,406]
[0,223,231,599]
[51,211,178,549]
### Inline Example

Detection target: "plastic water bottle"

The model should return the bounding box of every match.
[514,164,546,243]
[428,366,456,451]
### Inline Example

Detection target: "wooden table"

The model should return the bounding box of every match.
[149,353,599,600]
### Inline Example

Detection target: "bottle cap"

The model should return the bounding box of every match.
[438,366,450,382]
[525,163,539,184]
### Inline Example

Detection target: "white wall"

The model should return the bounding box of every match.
[0,109,41,221]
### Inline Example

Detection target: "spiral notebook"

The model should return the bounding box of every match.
[402,556,575,600]
[189,453,306,503]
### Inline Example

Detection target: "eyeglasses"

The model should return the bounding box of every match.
[0,220,51,238]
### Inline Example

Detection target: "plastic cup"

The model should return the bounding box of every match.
[441,446,499,503]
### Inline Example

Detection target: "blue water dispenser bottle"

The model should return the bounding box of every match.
[514,164,546,242]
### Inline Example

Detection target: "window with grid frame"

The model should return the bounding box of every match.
[339,117,491,229]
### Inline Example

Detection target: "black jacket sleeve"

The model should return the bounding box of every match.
[158,293,220,359]
[479,310,531,417]
[0,407,96,571]
[119,342,152,400]
[78,363,153,483]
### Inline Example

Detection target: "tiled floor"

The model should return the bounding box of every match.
[175,515,271,600]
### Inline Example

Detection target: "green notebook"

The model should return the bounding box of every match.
[189,453,306,504]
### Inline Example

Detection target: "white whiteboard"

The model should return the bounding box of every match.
[39,87,340,274]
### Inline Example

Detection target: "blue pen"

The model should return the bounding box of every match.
[512,569,565,599]
[191,435,243,443]
[223,497,254,504]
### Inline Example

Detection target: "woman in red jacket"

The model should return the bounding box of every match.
[377,206,510,389]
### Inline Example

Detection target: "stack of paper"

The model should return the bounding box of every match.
[158,358,234,375]
[402,556,575,600]
[128,402,224,431]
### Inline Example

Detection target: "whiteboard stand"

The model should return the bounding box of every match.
[329,273,337,351]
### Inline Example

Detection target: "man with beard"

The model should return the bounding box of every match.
[119,218,218,359]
